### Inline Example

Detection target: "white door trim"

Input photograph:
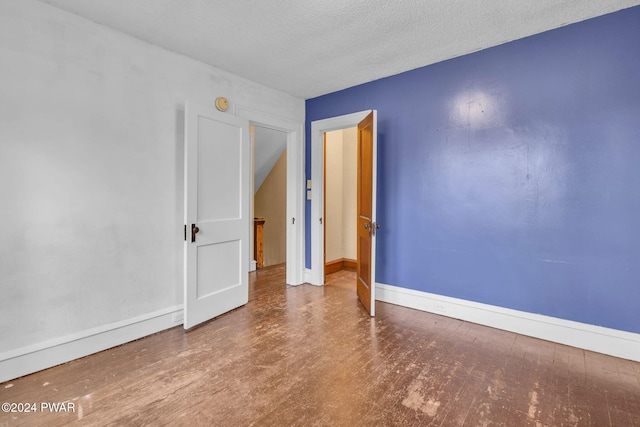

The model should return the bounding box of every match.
[236,106,305,286]
[310,110,374,286]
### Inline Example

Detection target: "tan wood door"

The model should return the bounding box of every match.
[356,111,377,316]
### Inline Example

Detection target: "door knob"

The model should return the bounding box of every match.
[191,224,199,242]
[364,223,370,229]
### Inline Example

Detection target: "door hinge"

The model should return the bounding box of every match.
[184,224,187,241]
[292,217,295,225]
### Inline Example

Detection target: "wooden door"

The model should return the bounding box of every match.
[356,111,377,316]
[184,103,250,329]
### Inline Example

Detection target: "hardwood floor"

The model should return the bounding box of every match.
[1,265,639,426]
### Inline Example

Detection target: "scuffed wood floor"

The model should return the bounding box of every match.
[1,265,639,426]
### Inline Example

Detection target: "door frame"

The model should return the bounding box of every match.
[310,110,376,286]
[236,106,305,286]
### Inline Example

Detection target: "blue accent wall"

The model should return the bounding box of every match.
[305,7,640,334]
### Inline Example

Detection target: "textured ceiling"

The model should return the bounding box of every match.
[38,0,640,99]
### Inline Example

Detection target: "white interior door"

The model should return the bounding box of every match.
[184,102,250,329]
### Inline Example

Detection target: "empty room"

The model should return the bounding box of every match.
[1,0,639,425]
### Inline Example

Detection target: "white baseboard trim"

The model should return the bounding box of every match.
[376,283,640,362]
[0,305,183,383]
[249,260,257,272]
[304,268,313,284]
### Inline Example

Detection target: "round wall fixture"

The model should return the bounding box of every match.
[215,97,229,112]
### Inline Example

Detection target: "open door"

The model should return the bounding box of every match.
[356,111,377,316]
[184,102,250,329]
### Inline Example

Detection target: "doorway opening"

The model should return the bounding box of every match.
[324,128,357,277]
[310,110,378,315]
[252,125,287,270]
[309,110,376,290]
[237,106,305,287]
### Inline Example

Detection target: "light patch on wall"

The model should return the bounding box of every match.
[449,89,506,130]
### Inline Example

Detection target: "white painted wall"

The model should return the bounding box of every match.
[325,128,356,262]
[0,0,303,379]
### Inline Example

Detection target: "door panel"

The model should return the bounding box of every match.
[356,111,376,316]
[196,240,240,298]
[197,118,241,220]
[184,103,250,329]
